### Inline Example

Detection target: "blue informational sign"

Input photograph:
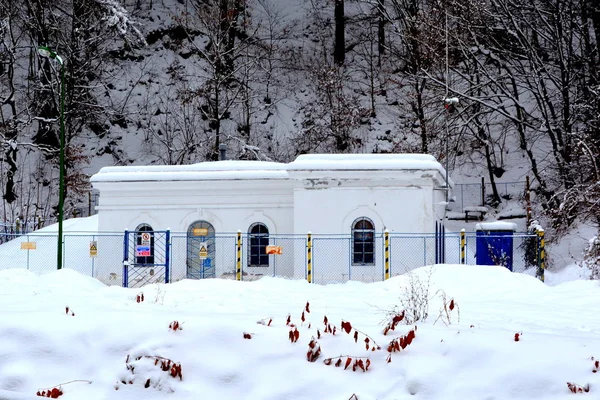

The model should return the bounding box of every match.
[203,258,211,268]
[135,245,151,257]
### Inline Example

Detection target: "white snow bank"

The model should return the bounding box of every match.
[26,214,99,233]
[545,263,590,286]
[1,264,599,399]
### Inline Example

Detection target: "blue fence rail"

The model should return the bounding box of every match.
[0,231,541,286]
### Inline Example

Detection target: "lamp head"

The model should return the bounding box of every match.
[38,46,63,65]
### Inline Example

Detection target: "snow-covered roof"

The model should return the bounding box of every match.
[475,221,518,231]
[288,153,446,173]
[90,154,450,183]
[90,160,289,182]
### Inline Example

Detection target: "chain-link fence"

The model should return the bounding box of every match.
[0,232,124,280]
[463,232,539,274]
[63,233,123,279]
[0,230,542,285]
[0,233,58,272]
[168,234,307,282]
[0,219,46,244]
[453,181,527,210]
[311,236,385,284]
[242,235,305,280]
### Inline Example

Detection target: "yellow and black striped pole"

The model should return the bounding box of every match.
[384,230,390,280]
[307,232,312,283]
[538,228,545,282]
[460,229,466,264]
[236,230,242,281]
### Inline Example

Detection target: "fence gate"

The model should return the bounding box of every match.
[186,221,216,279]
[123,230,170,288]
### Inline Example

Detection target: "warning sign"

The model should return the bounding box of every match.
[135,245,151,257]
[193,228,209,236]
[141,232,151,245]
[199,242,208,259]
[266,245,282,255]
[20,242,36,250]
[90,241,98,257]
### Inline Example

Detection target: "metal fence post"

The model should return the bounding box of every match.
[165,230,171,283]
[307,232,312,283]
[537,228,545,282]
[91,234,96,277]
[435,222,439,264]
[460,229,466,264]
[25,234,30,270]
[236,230,242,281]
[384,230,390,280]
[123,230,129,288]
[442,223,446,263]
[423,236,427,266]
[481,176,485,206]
[525,176,532,226]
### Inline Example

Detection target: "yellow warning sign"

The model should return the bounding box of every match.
[20,242,36,250]
[199,242,208,259]
[266,245,282,255]
[193,228,209,236]
[90,241,98,257]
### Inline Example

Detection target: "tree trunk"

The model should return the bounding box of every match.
[377,0,385,66]
[334,0,345,65]
[590,0,600,54]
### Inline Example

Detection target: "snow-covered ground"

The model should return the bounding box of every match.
[0,264,599,400]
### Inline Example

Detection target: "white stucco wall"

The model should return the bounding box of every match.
[92,176,294,284]
[289,172,443,282]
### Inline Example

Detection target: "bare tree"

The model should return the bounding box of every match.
[0,0,146,225]
[382,0,447,154]
[178,0,259,160]
[295,64,370,154]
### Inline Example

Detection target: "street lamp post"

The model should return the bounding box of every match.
[38,45,65,270]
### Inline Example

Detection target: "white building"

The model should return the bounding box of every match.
[90,154,451,285]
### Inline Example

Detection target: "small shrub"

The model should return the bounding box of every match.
[567,382,590,393]
[288,327,300,343]
[433,290,459,326]
[306,337,321,362]
[520,222,541,271]
[386,327,417,363]
[323,356,370,372]
[582,235,600,280]
[168,321,182,331]
[340,320,380,351]
[392,268,433,325]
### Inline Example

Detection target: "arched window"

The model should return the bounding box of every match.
[352,218,374,265]
[248,223,269,267]
[135,223,154,265]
